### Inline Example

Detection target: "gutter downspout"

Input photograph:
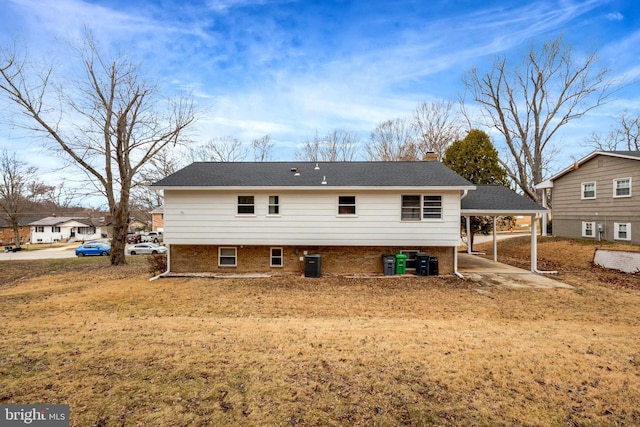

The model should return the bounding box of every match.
[149,243,171,281]
[455,189,470,278]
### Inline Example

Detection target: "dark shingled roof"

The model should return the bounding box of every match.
[461,185,547,214]
[153,161,475,188]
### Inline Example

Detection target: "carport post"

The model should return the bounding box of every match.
[493,216,497,262]
[531,214,537,272]
[465,216,471,254]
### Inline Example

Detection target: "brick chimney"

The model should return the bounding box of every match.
[423,151,438,161]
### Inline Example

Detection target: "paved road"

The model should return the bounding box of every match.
[0,244,82,261]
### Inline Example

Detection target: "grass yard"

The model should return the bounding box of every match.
[1,237,640,426]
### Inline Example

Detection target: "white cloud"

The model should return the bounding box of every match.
[605,12,624,21]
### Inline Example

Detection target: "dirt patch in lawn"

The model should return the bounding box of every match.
[1,239,640,426]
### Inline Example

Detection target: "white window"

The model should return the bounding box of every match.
[613,178,631,198]
[52,226,61,232]
[614,223,631,241]
[237,196,255,215]
[270,247,283,267]
[218,247,237,266]
[582,221,595,238]
[338,196,356,215]
[401,195,442,221]
[581,182,596,199]
[422,196,442,219]
[401,195,421,221]
[35,226,44,233]
[268,196,280,215]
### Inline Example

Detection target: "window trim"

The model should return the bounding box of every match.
[337,195,357,216]
[401,195,443,221]
[35,226,44,233]
[268,195,280,216]
[270,247,283,267]
[52,226,61,233]
[581,221,595,238]
[218,247,237,267]
[237,195,255,215]
[614,223,631,241]
[581,182,596,200]
[613,177,632,198]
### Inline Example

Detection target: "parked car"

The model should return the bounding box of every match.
[127,243,167,255]
[126,233,142,244]
[142,231,163,243]
[75,242,111,257]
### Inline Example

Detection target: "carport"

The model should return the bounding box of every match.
[456,185,549,275]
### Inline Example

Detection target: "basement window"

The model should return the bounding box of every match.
[582,222,595,238]
[219,247,237,266]
[614,223,631,241]
[270,247,283,267]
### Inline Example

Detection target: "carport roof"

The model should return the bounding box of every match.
[461,185,547,216]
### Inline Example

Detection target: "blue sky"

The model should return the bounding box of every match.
[1,0,639,196]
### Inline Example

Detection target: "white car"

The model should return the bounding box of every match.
[126,243,167,255]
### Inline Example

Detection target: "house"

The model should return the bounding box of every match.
[0,217,39,247]
[29,217,100,243]
[150,206,164,232]
[536,151,640,244]
[152,161,477,275]
[152,161,550,276]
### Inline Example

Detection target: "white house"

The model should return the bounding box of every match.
[152,161,478,275]
[152,161,548,276]
[29,217,101,243]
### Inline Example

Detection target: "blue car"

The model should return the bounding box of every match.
[75,242,111,257]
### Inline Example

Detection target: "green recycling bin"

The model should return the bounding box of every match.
[395,253,407,275]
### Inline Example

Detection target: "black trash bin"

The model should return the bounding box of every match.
[304,254,322,278]
[428,256,439,276]
[415,252,430,276]
[382,254,395,276]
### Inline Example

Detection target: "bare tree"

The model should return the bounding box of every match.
[133,146,185,211]
[189,136,247,162]
[584,110,640,151]
[366,118,418,161]
[464,35,613,202]
[252,134,275,161]
[412,100,464,160]
[0,150,43,248]
[295,130,360,161]
[0,35,196,264]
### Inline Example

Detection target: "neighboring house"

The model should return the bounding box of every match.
[100,215,149,237]
[29,217,100,243]
[150,206,164,232]
[0,217,40,247]
[537,151,640,244]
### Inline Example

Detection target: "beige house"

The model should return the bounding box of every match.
[537,151,640,244]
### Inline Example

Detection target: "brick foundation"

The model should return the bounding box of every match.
[169,245,454,275]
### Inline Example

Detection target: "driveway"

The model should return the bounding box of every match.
[458,253,574,289]
[0,244,78,261]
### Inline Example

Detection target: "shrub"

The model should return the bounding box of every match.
[147,253,167,276]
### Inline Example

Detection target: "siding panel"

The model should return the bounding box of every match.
[164,190,461,247]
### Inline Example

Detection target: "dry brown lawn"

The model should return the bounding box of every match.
[1,238,640,426]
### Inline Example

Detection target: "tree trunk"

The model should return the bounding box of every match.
[110,205,128,266]
[11,220,21,249]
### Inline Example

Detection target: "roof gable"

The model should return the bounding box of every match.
[152,161,475,189]
[545,151,640,183]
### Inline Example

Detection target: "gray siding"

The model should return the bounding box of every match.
[551,155,640,244]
